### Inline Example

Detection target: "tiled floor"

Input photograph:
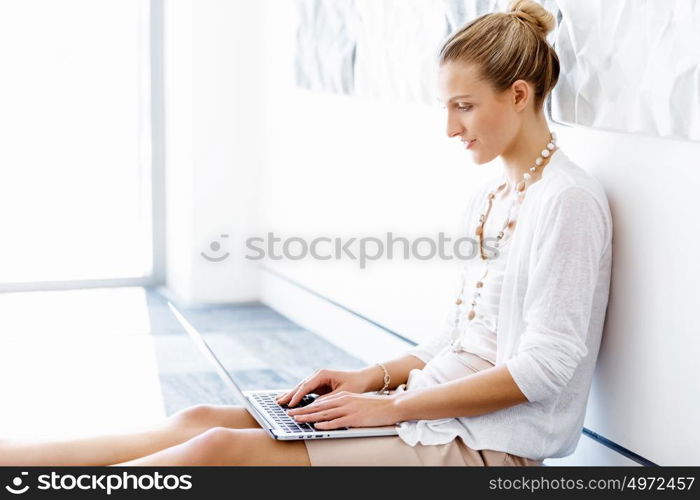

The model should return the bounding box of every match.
[144,289,366,415]
[0,286,364,439]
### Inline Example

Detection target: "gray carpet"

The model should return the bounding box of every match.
[144,289,365,415]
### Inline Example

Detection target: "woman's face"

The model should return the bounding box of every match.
[437,61,521,165]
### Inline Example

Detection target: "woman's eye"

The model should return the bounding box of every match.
[457,105,473,111]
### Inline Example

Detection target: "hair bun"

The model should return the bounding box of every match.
[506,0,555,38]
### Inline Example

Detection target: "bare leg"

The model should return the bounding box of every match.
[0,405,260,466]
[117,428,311,466]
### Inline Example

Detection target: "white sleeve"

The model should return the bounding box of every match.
[505,186,611,403]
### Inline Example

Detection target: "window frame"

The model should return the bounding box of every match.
[0,0,166,293]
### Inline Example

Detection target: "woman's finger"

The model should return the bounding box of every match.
[275,382,303,405]
[287,386,309,408]
[287,375,322,407]
[275,388,295,405]
[314,390,339,403]
[277,369,322,405]
[287,397,336,416]
[314,417,351,430]
[289,391,348,414]
[292,408,344,424]
[314,390,347,404]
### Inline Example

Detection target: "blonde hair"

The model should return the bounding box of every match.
[439,0,559,111]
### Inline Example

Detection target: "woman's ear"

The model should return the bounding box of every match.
[511,79,531,112]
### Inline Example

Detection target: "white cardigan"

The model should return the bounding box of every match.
[404,149,613,460]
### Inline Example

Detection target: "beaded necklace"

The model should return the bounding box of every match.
[451,132,558,347]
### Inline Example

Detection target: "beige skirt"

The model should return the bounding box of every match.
[304,351,543,467]
[305,433,542,466]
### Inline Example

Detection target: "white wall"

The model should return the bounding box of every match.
[163,0,194,301]
[163,0,261,304]
[256,0,501,344]
[164,0,700,465]
[254,1,700,465]
[550,124,700,466]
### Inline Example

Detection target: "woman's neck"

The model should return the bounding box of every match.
[499,115,553,196]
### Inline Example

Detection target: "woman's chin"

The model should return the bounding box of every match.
[470,152,487,165]
[469,149,497,165]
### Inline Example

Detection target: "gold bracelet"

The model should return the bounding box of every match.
[375,363,391,395]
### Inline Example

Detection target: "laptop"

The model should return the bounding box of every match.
[168,302,399,440]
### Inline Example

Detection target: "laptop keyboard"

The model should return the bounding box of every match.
[252,393,317,434]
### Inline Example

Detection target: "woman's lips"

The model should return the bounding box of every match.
[465,139,476,149]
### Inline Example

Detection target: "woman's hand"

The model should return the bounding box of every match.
[286,391,400,429]
[275,368,377,408]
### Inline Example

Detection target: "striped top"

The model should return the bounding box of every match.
[451,190,519,364]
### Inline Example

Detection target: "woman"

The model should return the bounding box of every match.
[1,0,613,466]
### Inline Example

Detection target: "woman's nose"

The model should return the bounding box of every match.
[446,114,464,138]
[447,123,464,139]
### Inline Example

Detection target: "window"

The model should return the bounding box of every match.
[0,0,160,287]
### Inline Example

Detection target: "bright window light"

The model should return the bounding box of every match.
[0,0,153,284]
[0,287,166,438]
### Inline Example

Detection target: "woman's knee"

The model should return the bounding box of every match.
[168,404,220,430]
[183,427,243,465]
[168,404,256,431]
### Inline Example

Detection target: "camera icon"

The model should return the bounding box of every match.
[201,234,231,262]
[5,472,29,495]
